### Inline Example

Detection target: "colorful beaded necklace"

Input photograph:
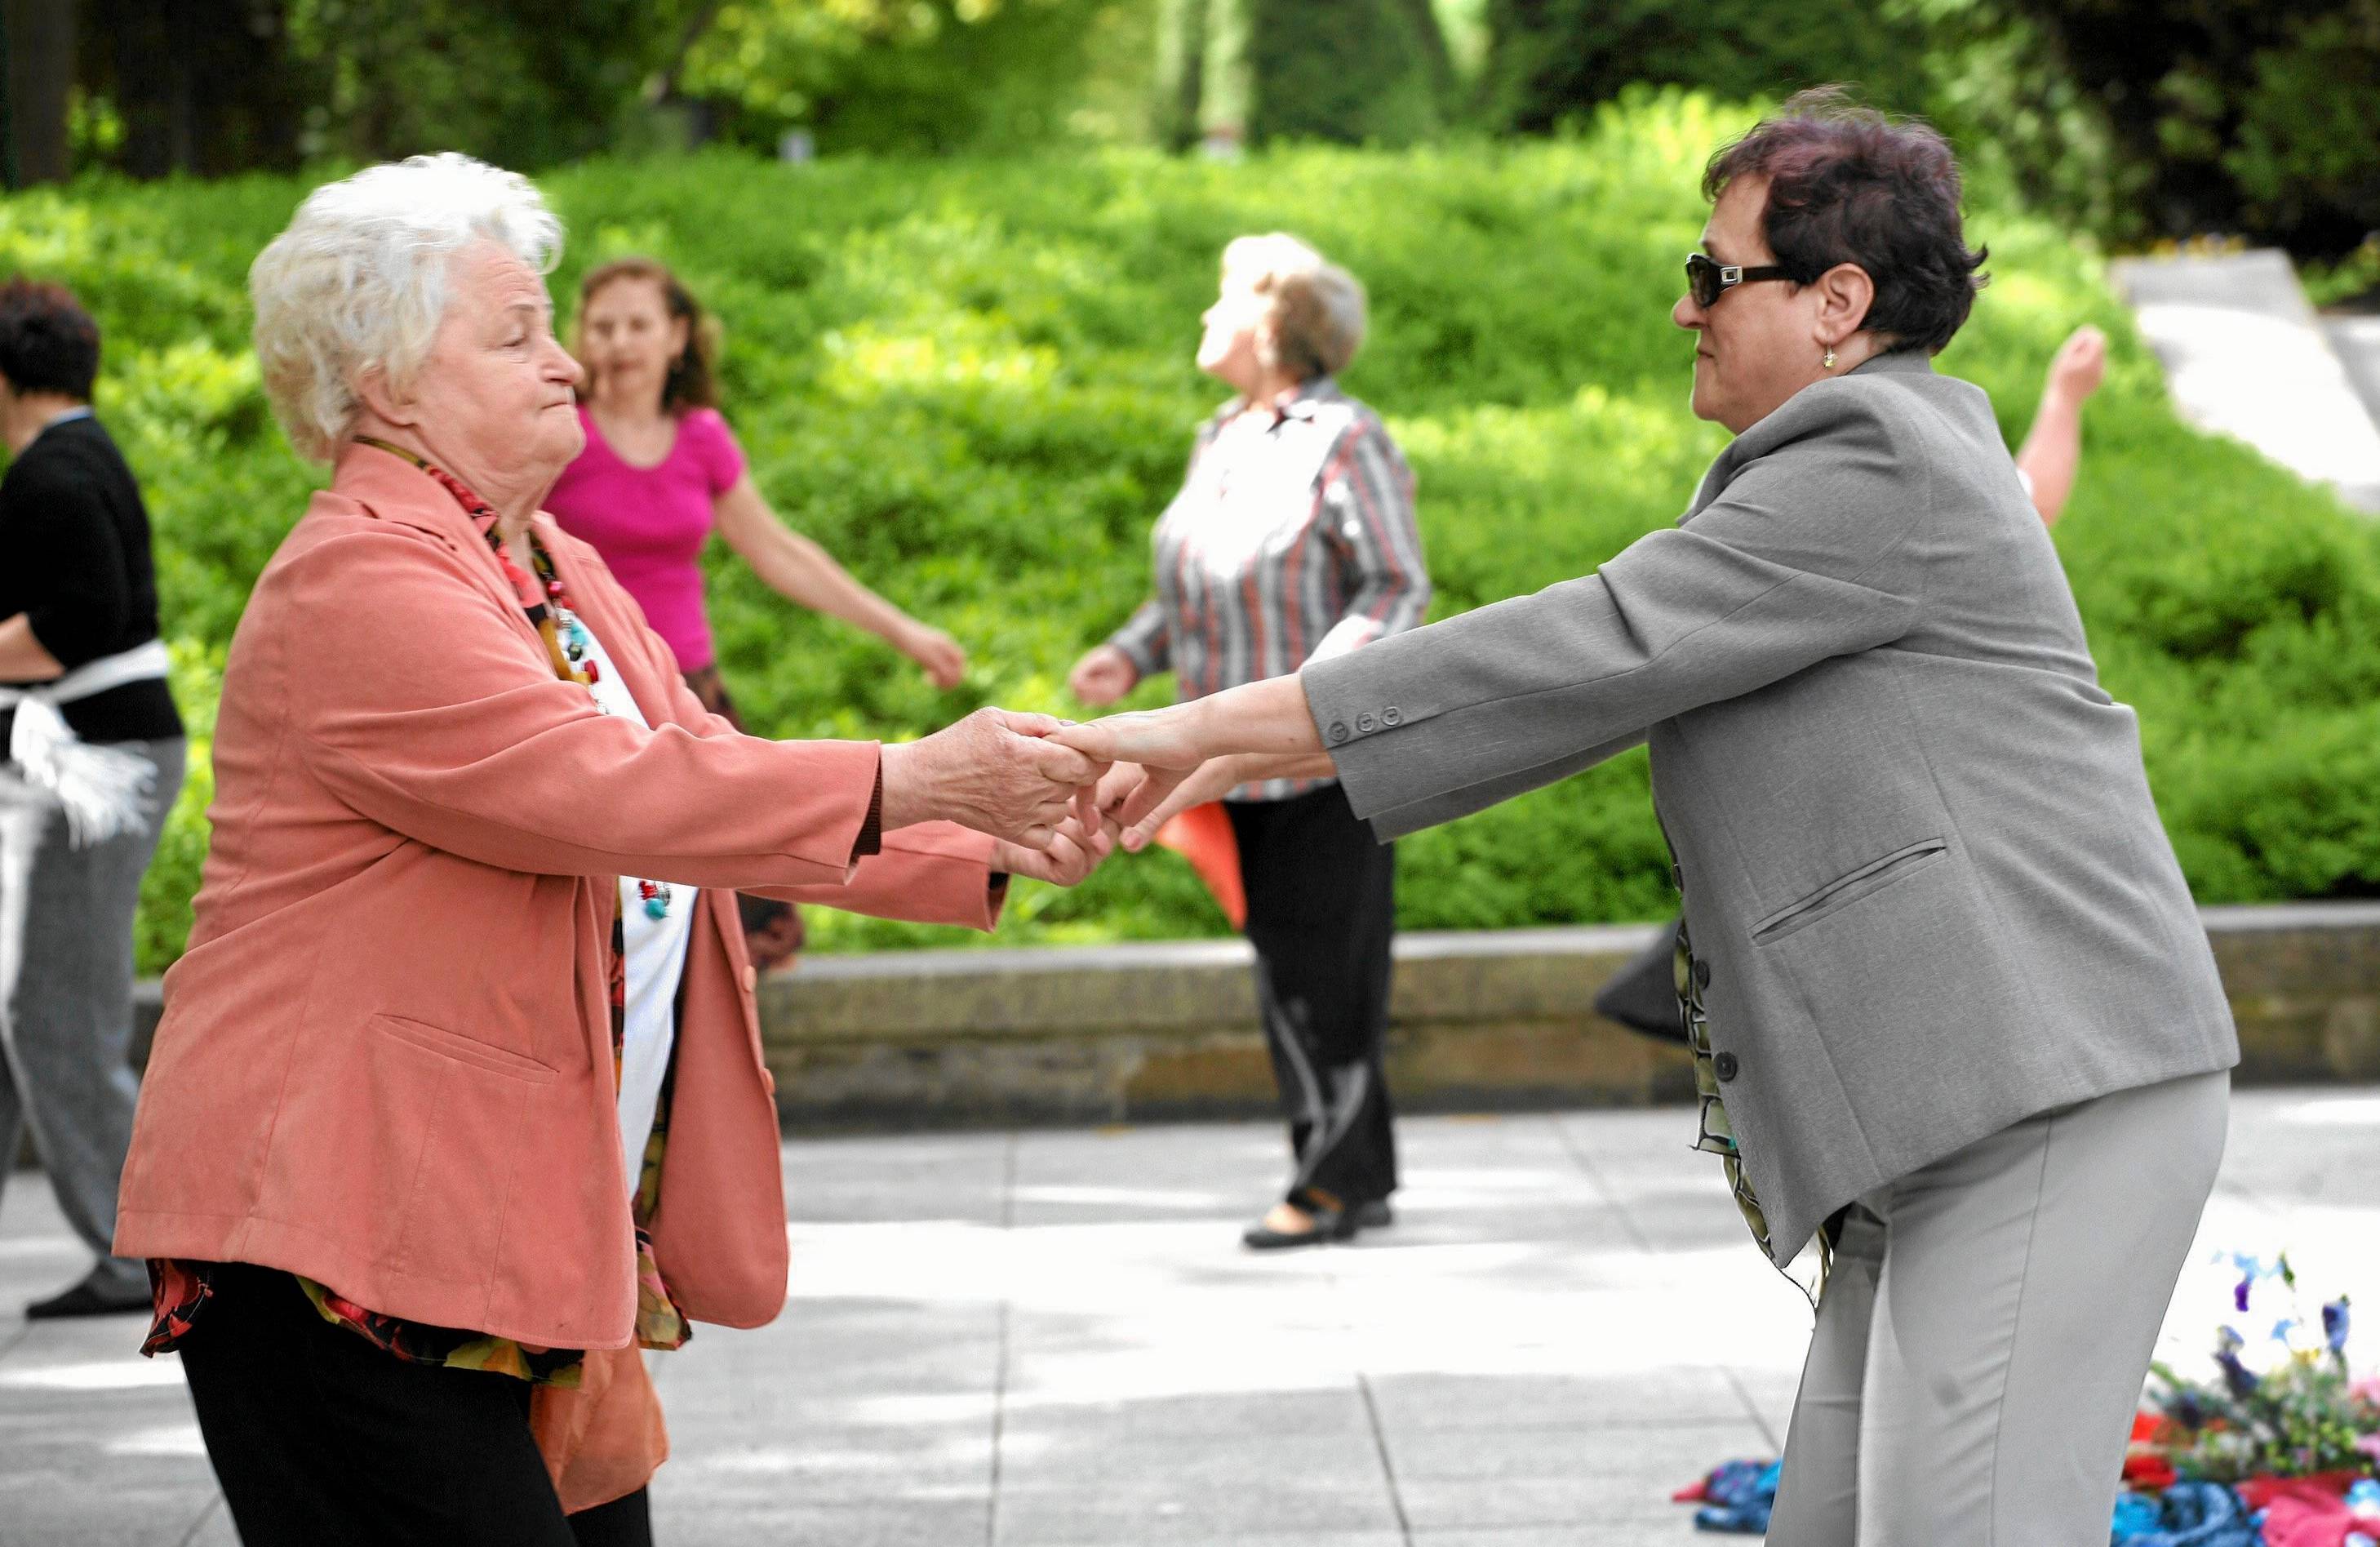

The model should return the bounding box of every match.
[357,435,673,920]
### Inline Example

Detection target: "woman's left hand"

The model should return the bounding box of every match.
[1099,755,1274,851]
[991,810,1115,887]
[902,625,968,691]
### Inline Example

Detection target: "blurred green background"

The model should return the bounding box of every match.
[4,4,2378,970]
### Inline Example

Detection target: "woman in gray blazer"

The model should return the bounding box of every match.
[1061,91,2238,1546]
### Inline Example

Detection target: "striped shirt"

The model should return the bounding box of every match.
[1108,376,1430,801]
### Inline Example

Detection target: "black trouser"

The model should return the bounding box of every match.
[178,1263,653,1547]
[1226,784,1398,1211]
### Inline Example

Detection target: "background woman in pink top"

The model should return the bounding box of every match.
[548,256,966,728]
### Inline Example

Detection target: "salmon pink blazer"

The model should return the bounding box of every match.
[117,447,998,1493]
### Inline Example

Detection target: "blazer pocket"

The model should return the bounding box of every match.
[366,1012,558,1084]
[1752,839,1950,945]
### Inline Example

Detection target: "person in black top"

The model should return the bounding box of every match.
[0,277,185,1318]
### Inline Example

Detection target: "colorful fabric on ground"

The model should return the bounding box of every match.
[1672,1458,1779,1534]
[2107,1480,2259,1546]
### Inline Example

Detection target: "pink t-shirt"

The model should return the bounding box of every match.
[545,405,746,673]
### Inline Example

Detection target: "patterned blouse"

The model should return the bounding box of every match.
[1677,914,1831,1301]
[1106,376,1429,802]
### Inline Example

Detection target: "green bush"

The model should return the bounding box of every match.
[8,91,2377,971]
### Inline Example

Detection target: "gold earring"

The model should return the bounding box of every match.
[1823,345,1837,370]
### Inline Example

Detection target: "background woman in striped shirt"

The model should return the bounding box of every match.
[1070,233,1430,1251]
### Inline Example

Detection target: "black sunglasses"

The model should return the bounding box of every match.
[1685,252,1793,309]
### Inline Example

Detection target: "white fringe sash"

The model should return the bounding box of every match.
[0,638,170,847]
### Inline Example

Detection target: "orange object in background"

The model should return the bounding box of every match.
[1155,801,1246,929]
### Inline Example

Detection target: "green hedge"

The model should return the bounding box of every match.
[7,91,2376,972]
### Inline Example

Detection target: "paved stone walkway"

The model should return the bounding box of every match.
[2113,249,2380,512]
[2,1089,2374,1545]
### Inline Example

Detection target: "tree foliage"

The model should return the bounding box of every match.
[1991,0,2380,255]
[681,0,1126,155]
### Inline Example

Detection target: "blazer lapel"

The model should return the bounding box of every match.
[332,445,557,671]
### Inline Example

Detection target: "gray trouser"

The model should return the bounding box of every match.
[1765,1068,2231,1547]
[0,736,185,1293]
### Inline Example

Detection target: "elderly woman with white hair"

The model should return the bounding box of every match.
[114,154,1108,1546]
[1069,233,1429,1250]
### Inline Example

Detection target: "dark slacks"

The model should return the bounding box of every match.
[1226,783,1398,1211]
[178,1263,653,1547]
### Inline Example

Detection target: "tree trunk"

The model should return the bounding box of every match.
[3,0,73,185]
[104,0,301,178]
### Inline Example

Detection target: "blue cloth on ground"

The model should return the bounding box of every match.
[1693,1459,1781,1534]
[2107,1481,2259,1547]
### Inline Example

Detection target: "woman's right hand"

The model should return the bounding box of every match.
[1050,704,1210,772]
[879,708,1107,849]
[1067,645,1139,707]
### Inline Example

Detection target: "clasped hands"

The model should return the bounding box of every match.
[876,678,1332,887]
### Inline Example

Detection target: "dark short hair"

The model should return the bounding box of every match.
[0,278,100,398]
[1703,88,1987,355]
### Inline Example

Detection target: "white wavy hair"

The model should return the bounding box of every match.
[1221,233,1367,380]
[250,153,564,463]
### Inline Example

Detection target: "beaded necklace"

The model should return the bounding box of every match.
[357,435,673,920]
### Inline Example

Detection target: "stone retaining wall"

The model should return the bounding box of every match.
[757,901,2380,1129]
[103,901,2379,1142]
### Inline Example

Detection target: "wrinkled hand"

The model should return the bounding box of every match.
[2047,325,2107,402]
[880,708,1106,850]
[992,809,1117,887]
[1067,644,1139,708]
[901,625,969,691]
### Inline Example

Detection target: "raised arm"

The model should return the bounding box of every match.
[2012,325,2107,527]
[714,474,966,689]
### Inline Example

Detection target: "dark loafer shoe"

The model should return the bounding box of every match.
[26,1270,152,1319]
[1350,1198,1394,1232]
[1241,1207,1352,1251]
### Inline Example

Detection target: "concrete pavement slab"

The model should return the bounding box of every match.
[2,1090,2373,1545]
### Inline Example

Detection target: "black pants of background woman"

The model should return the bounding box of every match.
[1226,782,1398,1246]
[179,1263,653,1547]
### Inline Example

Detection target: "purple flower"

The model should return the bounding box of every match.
[2213,1328,2258,1400]
[2325,1297,2352,1356]
[2236,1276,2253,1314]
[2217,1349,2260,1402]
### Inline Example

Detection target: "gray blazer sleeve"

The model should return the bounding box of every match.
[1303,383,1925,838]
